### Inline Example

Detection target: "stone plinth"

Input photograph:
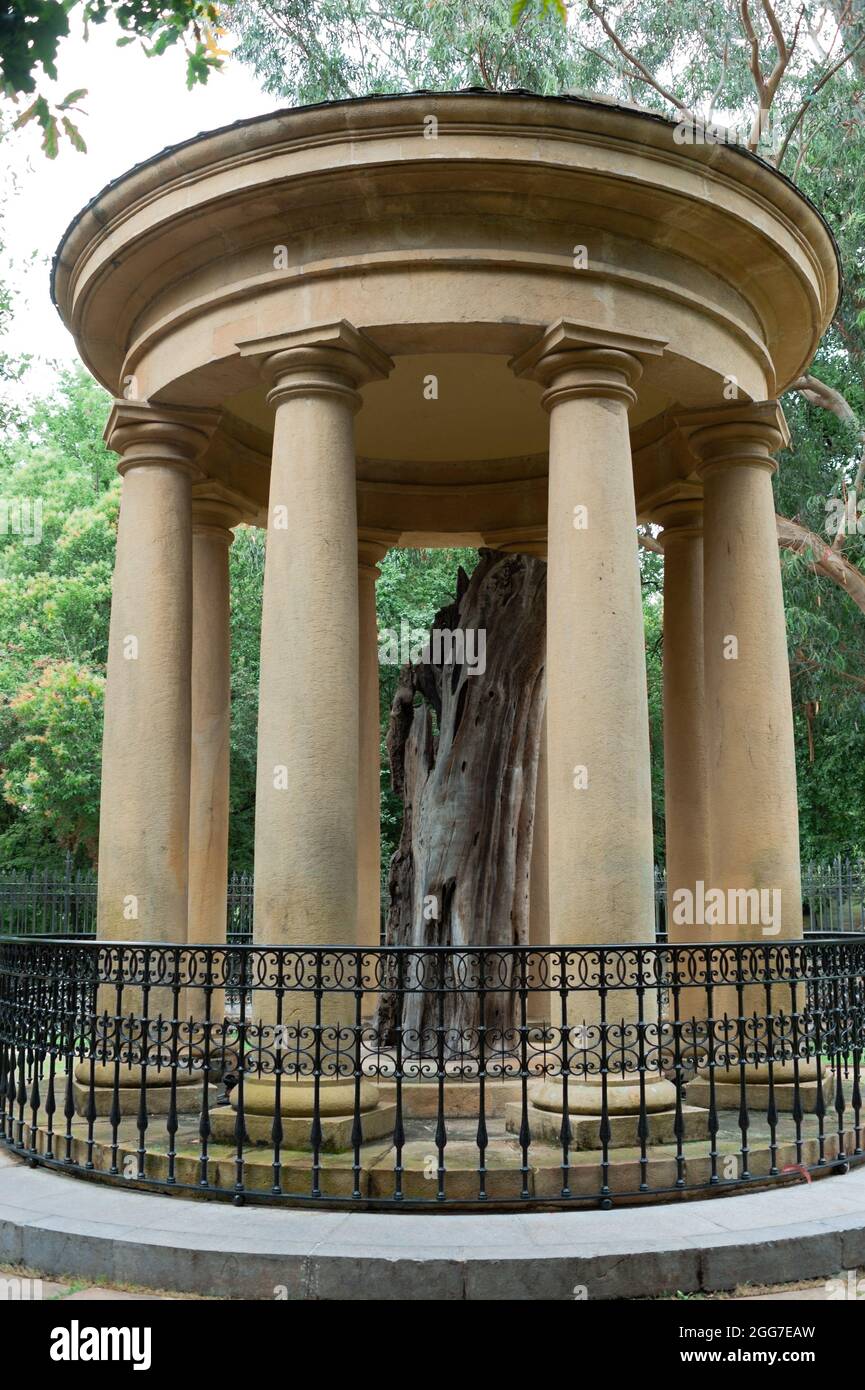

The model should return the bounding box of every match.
[506,1101,709,1150]
[211,1076,396,1153]
[686,1073,835,1114]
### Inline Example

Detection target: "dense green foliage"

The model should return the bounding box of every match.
[1,0,865,873]
[226,522,263,871]
[0,368,482,874]
[1,0,226,154]
[0,367,115,865]
[778,383,865,860]
[231,0,574,102]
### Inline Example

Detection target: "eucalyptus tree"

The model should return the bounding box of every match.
[229,0,865,855]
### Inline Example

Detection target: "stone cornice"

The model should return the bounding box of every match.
[192,480,256,535]
[511,321,666,412]
[52,93,839,316]
[239,321,393,410]
[357,528,399,575]
[511,321,667,379]
[52,93,837,407]
[104,399,220,479]
[482,525,548,557]
[675,400,791,478]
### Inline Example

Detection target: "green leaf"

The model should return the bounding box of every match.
[61,116,87,153]
[41,115,59,160]
[12,100,41,131]
[149,28,181,55]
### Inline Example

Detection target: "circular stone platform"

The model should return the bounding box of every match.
[2,1149,864,1300]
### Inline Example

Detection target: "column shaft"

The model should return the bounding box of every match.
[681,405,811,1100]
[699,433,801,939]
[544,355,655,948]
[97,406,213,944]
[188,517,233,951]
[529,706,550,951]
[515,328,672,1118]
[243,327,394,1132]
[658,502,710,944]
[86,404,214,1098]
[357,539,391,953]
[253,383,360,953]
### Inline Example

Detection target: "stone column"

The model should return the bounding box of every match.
[187,488,247,1024]
[250,326,391,965]
[680,402,810,1105]
[510,324,675,1130]
[356,532,394,955]
[97,402,216,945]
[655,498,710,944]
[77,402,215,1110]
[529,708,550,956]
[232,324,396,1147]
[188,491,242,953]
[513,327,660,954]
[684,403,801,940]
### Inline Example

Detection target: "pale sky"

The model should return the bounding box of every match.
[4,19,275,394]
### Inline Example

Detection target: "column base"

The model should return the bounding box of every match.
[530,1072,679,1115]
[213,1076,397,1153]
[686,1063,834,1114]
[505,1101,709,1150]
[72,1062,210,1118]
[504,1073,708,1150]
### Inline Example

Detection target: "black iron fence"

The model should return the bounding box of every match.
[0,859,254,941]
[225,871,254,944]
[652,859,865,941]
[0,860,98,938]
[2,938,863,1210]
[6,856,862,943]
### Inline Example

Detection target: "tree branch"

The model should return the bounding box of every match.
[790,373,859,425]
[638,529,664,554]
[777,513,865,615]
[776,27,865,165]
[585,0,697,116]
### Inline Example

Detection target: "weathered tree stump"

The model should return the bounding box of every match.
[376,549,547,1051]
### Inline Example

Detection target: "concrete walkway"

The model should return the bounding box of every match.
[2,1150,864,1300]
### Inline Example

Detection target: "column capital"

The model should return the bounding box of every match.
[238,320,393,411]
[358,528,398,579]
[651,492,704,542]
[104,399,220,479]
[510,320,666,411]
[192,481,253,542]
[675,400,790,479]
[656,500,706,542]
[482,526,548,558]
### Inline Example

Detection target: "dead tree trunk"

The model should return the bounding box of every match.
[377,549,546,1050]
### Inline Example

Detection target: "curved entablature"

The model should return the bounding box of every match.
[52,90,838,448]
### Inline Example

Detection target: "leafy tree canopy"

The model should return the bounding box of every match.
[1,0,227,154]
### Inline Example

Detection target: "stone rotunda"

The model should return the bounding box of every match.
[44,90,847,1172]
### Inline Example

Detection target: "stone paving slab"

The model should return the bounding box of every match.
[1,1150,864,1299]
